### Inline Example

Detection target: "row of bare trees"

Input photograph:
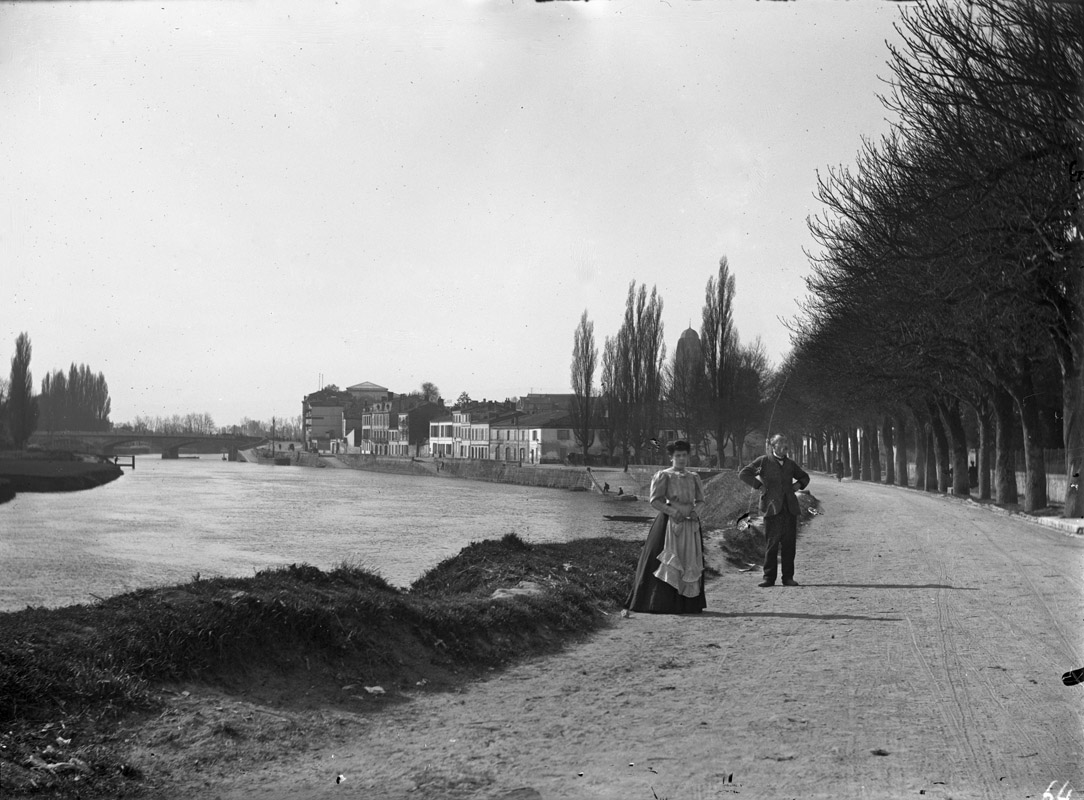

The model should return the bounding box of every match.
[116,414,303,440]
[777,0,1082,516]
[571,265,772,466]
[38,364,112,432]
[119,413,218,435]
[2,334,115,449]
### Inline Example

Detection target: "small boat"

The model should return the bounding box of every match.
[603,514,654,523]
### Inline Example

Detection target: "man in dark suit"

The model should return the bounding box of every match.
[738,434,810,587]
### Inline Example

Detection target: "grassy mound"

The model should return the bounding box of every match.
[1,536,644,720]
[0,534,643,798]
[699,469,761,531]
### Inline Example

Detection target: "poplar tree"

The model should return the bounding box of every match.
[569,310,598,461]
[701,257,737,465]
[8,333,37,449]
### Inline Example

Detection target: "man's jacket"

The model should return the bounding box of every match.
[738,455,810,517]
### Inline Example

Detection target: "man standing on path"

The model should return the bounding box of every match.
[739,434,810,588]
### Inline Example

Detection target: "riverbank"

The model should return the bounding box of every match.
[0,452,123,504]
[0,469,786,799]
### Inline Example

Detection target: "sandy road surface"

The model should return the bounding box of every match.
[143,479,1084,800]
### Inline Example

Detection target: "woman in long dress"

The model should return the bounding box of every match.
[622,440,706,615]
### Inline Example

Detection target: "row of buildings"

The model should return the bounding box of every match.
[302,381,683,464]
[299,330,770,465]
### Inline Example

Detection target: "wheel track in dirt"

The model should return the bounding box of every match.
[858,483,1083,793]
[885,498,999,798]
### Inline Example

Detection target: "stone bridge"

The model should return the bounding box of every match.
[29,430,267,458]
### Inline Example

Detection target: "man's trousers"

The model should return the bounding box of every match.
[762,508,797,583]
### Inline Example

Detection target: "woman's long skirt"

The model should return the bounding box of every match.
[623,512,706,614]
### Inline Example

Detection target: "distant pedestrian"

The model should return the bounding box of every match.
[603,482,610,493]
[834,458,844,482]
[622,440,706,616]
[739,435,810,588]
[617,487,624,496]
[968,460,978,488]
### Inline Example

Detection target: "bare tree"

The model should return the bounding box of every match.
[39,364,112,432]
[598,335,622,465]
[614,282,666,465]
[569,310,597,461]
[420,382,441,402]
[701,257,737,465]
[8,333,38,449]
[728,337,769,463]
[882,0,1082,514]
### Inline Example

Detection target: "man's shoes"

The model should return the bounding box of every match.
[782,579,800,586]
[758,580,775,588]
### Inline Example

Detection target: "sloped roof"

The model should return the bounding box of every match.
[513,410,573,428]
[348,381,388,392]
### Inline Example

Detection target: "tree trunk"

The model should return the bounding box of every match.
[1064,356,1084,517]
[1012,380,1048,513]
[881,415,895,486]
[910,406,927,491]
[859,426,872,481]
[849,427,860,480]
[991,384,1019,505]
[975,397,994,501]
[925,425,938,492]
[867,423,882,483]
[893,412,909,488]
[938,396,971,498]
[927,399,950,493]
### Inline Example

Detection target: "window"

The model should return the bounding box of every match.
[532,430,538,441]
[557,429,570,440]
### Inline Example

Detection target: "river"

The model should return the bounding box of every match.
[0,457,653,612]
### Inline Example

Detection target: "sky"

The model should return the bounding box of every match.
[1,0,908,427]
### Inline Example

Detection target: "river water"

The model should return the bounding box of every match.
[0,458,653,612]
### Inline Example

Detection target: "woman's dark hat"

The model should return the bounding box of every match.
[666,440,691,455]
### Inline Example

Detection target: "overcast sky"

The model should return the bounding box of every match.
[1,0,907,426]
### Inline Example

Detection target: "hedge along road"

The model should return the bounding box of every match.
[160,478,1083,800]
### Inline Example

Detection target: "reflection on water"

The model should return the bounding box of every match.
[0,458,652,611]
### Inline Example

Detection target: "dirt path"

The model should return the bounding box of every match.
[135,479,1084,800]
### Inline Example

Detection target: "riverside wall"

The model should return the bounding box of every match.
[239,448,665,494]
[440,460,594,490]
[324,453,668,494]
[335,454,602,490]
